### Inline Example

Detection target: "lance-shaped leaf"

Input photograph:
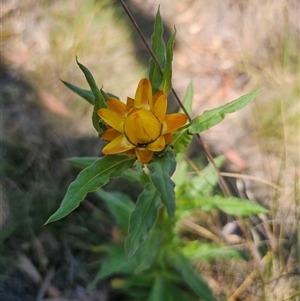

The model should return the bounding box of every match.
[134,222,163,273]
[61,80,119,106]
[172,129,193,155]
[170,251,217,301]
[76,57,107,134]
[189,155,225,197]
[67,157,99,169]
[125,182,163,259]
[181,241,247,262]
[189,195,269,216]
[181,81,193,116]
[61,80,94,105]
[148,150,176,219]
[68,157,149,184]
[96,188,134,231]
[189,89,261,134]
[88,245,139,290]
[162,29,176,95]
[172,82,194,154]
[148,276,168,301]
[76,57,104,106]
[45,155,136,224]
[148,276,197,301]
[149,8,165,94]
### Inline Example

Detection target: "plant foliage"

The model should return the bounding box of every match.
[46,7,264,301]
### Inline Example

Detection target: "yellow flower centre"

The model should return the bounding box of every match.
[124,108,162,147]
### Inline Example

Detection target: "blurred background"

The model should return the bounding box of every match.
[1,0,299,300]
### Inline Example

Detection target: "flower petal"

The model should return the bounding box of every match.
[124,108,161,145]
[152,90,164,105]
[152,94,167,123]
[135,148,153,164]
[127,97,134,108]
[107,98,130,115]
[102,135,134,154]
[97,108,125,133]
[134,78,152,109]
[164,133,174,144]
[147,136,165,151]
[125,149,136,157]
[101,128,121,141]
[162,113,188,134]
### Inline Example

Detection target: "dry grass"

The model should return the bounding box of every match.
[1,0,299,300]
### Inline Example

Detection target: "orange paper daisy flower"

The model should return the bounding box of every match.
[97,78,188,164]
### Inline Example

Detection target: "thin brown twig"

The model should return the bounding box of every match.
[118,0,231,197]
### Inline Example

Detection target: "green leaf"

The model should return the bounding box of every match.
[171,251,216,301]
[168,83,194,154]
[182,241,247,261]
[125,182,163,259]
[149,8,166,94]
[148,150,176,219]
[61,80,94,105]
[176,156,225,213]
[182,195,268,216]
[189,155,225,197]
[76,57,103,105]
[208,196,269,215]
[148,276,197,301]
[88,245,139,290]
[67,157,99,169]
[95,188,134,231]
[61,80,119,107]
[162,30,176,95]
[100,89,109,101]
[148,276,167,301]
[67,157,148,185]
[76,57,107,134]
[100,90,120,101]
[122,168,149,184]
[92,96,107,134]
[189,89,261,134]
[45,155,136,224]
[182,82,193,115]
[172,129,193,155]
[134,222,163,273]
[172,158,189,190]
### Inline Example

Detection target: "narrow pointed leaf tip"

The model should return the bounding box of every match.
[125,182,162,259]
[162,29,176,95]
[75,56,100,99]
[61,80,94,105]
[74,57,107,134]
[149,7,165,94]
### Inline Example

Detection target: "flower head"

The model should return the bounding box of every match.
[97,78,187,164]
